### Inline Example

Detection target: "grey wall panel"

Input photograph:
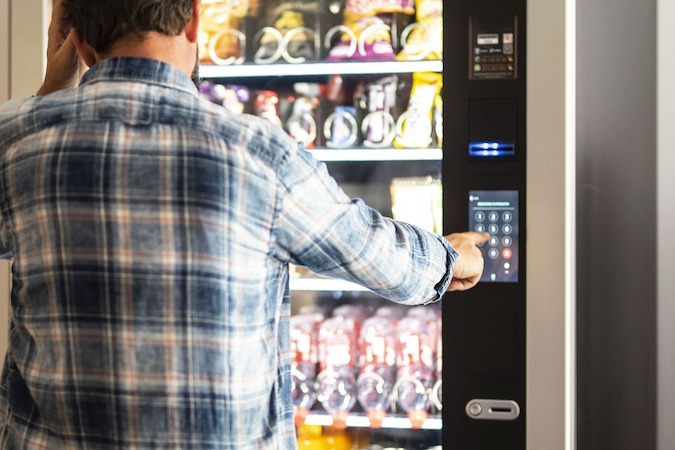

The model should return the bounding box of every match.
[576,0,657,448]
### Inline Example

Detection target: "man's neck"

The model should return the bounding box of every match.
[97,32,196,79]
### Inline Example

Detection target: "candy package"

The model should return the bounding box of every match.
[326,0,414,62]
[255,0,319,63]
[396,0,443,60]
[354,76,399,147]
[394,72,442,148]
[199,0,250,65]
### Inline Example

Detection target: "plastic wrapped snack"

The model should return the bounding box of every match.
[394,72,442,148]
[254,0,319,64]
[326,0,413,62]
[199,0,250,65]
[396,0,443,61]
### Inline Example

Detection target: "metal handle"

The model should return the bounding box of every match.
[465,399,520,421]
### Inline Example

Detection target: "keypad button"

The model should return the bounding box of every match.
[488,248,499,259]
[502,224,512,235]
[475,211,485,222]
[502,236,512,247]
[489,236,499,247]
[502,211,512,222]
[488,224,499,235]
[475,223,486,233]
[488,211,499,222]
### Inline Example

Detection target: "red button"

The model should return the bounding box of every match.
[502,248,512,260]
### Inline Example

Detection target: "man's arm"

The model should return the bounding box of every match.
[275,147,488,304]
[36,0,86,96]
[444,231,489,291]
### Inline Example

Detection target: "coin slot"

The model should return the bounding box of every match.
[489,407,513,413]
[466,399,520,421]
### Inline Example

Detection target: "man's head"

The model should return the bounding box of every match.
[63,0,195,55]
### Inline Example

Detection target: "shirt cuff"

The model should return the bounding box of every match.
[429,234,458,303]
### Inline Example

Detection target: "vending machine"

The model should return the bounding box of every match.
[3,0,575,448]
[197,0,527,447]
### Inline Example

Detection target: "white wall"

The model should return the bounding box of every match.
[527,0,575,448]
[0,0,8,103]
[657,1,675,449]
[9,0,49,99]
[0,0,9,362]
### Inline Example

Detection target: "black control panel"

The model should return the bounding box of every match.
[443,0,526,448]
[469,190,519,282]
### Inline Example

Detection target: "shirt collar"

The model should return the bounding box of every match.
[79,56,199,96]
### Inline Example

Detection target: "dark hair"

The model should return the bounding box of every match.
[63,0,194,54]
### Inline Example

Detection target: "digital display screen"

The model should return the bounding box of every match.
[469,190,519,283]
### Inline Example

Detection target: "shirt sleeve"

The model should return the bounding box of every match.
[274,146,457,305]
[0,222,12,260]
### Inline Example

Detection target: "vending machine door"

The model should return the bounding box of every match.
[443,0,527,448]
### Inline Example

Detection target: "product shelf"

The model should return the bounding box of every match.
[303,412,442,430]
[199,60,443,79]
[308,147,442,162]
[289,277,369,292]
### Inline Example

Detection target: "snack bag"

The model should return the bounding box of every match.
[199,81,250,114]
[355,76,398,147]
[199,0,249,65]
[345,0,414,15]
[327,14,396,62]
[326,0,413,62]
[255,0,319,63]
[394,72,442,148]
[396,0,443,61]
[390,176,442,233]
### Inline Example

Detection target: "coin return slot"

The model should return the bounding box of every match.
[490,407,513,413]
[466,399,520,421]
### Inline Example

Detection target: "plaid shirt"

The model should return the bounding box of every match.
[0,57,456,449]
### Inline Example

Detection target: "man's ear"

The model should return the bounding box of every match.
[185,0,201,44]
[70,28,98,67]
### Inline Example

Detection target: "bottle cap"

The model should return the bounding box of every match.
[367,409,386,429]
[294,406,310,426]
[331,410,349,430]
[408,409,428,429]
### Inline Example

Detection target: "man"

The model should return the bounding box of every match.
[0,0,488,448]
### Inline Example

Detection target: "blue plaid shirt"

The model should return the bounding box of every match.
[0,57,456,449]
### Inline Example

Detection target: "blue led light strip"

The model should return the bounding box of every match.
[469,142,516,157]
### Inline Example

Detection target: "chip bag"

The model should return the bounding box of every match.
[396,0,443,61]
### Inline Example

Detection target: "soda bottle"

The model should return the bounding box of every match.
[291,315,319,425]
[430,315,443,412]
[374,305,406,321]
[316,315,357,430]
[296,424,327,450]
[356,314,396,428]
[406,305,440,356]
[394,316,434,429]
[322,427,353,450]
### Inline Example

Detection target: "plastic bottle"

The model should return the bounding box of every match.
[291,314,319,425]
[394,316,434,429]
[374,305,406,321]
[406,306,440,356]
[430,316,443,412]
[296,424,327,450]
[321,427,353,450]
[316,315,357,430]
[356,314,397,428]
[332,304,366,345]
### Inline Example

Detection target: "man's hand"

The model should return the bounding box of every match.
[444,231,490,291]
[36,0,87,96]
